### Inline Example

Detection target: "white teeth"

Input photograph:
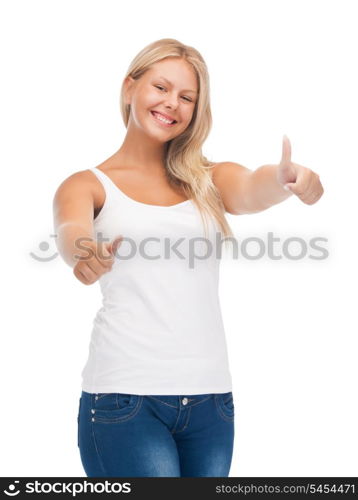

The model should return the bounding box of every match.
[152,112,174,124]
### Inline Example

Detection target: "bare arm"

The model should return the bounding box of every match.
[52,171,96,268]
[242,163,293,212]
[211,161,290,215]
[211,137,324,214]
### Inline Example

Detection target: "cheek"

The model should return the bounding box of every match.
[182,108,195,125]
[143,91,161,108]
[131,97,153,122]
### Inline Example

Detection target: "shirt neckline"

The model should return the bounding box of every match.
[92,167,193,209]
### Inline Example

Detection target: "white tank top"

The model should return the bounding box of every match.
[80,166,233,395]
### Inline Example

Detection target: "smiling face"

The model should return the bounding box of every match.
[124,58,199,143]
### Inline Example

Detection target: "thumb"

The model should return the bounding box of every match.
[107,235,123,255]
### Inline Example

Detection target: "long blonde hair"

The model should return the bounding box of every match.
[119,38,234,241]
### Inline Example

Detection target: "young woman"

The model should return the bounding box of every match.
[53,38,323,478]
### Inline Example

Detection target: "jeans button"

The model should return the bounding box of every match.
[91,409,96,414]
[182,397,188,405]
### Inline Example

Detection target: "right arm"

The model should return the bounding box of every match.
[52,171,96,269]
[52,171,121,285]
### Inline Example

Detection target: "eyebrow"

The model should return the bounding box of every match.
[157,76,197,94]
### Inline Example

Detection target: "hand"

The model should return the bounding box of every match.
[276,135,324,205]
[73,236,123,285]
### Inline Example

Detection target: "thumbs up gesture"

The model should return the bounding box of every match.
[73,235,123,285]
[276,135,324,205]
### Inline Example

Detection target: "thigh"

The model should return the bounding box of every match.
[78,391,181,477]
[175,392,235,477]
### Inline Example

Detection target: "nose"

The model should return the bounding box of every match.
[164,94,179,110]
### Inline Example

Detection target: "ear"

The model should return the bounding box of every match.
[124,76,135,105]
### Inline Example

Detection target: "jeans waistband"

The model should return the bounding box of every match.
[81,391,231,409]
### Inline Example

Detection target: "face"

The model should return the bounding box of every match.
[124,58,198,142]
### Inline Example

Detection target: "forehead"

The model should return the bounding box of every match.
[146,59,198,92]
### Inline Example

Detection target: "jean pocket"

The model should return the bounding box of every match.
[215,392,235,422]
[96,392,116,401]
[92,393,142,424]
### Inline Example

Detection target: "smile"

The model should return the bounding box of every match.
[150,111,177,127]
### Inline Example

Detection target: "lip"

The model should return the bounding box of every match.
[151,110,177,123]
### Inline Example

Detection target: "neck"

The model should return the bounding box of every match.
[113,123,169,175]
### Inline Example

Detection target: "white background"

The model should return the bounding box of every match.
[1,0,357,477]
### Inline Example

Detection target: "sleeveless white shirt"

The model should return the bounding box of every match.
[80,167,233,395]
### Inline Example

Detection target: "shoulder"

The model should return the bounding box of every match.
[210,161,253,215]
[54,168,98,188]
[210,161,251,176]
[54,168,100,195]
[53,169,102,208]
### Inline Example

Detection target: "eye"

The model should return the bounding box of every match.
[154,85,193,102]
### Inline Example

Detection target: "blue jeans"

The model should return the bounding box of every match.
[78,390,235,477]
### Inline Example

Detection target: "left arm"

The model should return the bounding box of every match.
[211,135,324,215]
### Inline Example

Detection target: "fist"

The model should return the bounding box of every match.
[73,236,123,285]
[277,135,324,205]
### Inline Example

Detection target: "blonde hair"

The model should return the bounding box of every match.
[119,38,235,242]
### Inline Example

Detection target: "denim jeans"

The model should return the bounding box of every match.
[77,390,235,477]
